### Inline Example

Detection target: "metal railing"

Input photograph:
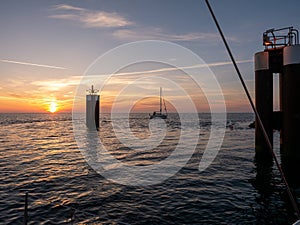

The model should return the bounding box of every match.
[263,27,299,50]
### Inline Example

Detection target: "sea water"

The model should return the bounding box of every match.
[0,113,299,224]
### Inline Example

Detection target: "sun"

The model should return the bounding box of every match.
[49,101,58,113]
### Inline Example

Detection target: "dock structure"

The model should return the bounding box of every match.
[86,85,100,130]
[255,27,300,165]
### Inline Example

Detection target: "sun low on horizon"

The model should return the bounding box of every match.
[48,100,58,113]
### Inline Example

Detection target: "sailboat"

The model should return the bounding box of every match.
[149,87,168,119]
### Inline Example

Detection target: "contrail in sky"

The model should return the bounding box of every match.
[0,59,67,70]
[86,59,253,77]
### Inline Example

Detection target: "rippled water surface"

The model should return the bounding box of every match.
[0,113,299,224]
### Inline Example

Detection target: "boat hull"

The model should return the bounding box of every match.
[149,114,167,119]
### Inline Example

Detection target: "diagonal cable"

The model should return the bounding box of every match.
[205,0,300,219]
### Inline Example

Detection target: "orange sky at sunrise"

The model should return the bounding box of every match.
[0,59,254,113]
[1,0,297,114]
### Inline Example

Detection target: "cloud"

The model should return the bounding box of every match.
[31,76,81,91]
[50,4,133,28]
[49,4,238,43]
[54,4,86,12]
[0,59,67,70]
[9,93,23,98]
[113,28,223,42]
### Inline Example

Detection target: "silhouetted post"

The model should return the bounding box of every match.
[282,45,300,161]
[255,27,300,170]
[24,192,28,225]
[281,45,300,186]
[255,51,273,159]
[86,85,100,129]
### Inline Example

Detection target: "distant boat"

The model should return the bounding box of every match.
[149,87,168,119]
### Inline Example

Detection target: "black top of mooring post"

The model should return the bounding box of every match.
[263,27,299,50]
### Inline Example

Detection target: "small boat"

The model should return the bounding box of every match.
[149,87,168,119]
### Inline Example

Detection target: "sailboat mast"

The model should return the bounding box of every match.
[160,87,162,114]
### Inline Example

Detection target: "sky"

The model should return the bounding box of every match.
[0,0,300,113]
